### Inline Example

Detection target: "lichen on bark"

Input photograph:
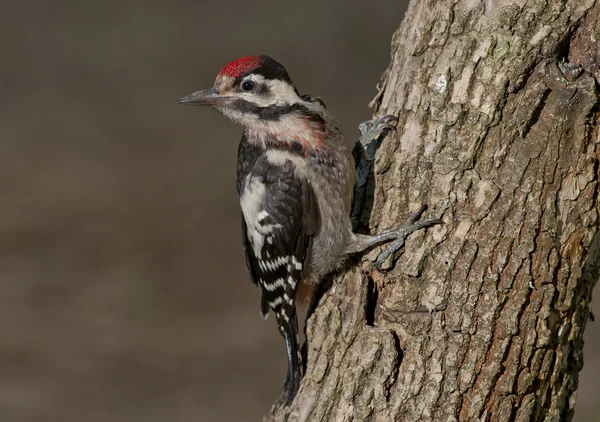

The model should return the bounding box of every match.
[266,1,600,421]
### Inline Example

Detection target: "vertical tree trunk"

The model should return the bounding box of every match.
[267,1,600,421]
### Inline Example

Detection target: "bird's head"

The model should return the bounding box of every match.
[177,55,303,127]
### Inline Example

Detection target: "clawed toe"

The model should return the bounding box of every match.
[366,114,398,135]
[372,114,398,132]
[374,207,443,272]
[358,114,398,142]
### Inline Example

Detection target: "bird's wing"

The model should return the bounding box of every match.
[239,158,319,325]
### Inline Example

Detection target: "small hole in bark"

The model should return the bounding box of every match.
[366,276,378,326]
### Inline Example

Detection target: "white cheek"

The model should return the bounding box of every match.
[243,92,276,107]
[267,80,300,105]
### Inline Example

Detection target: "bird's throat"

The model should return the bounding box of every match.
[245,113,327,156]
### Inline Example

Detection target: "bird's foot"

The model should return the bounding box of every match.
[357,114,398,160]
[375,205,443,272]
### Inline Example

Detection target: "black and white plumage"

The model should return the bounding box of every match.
[177,55,442,405]
[237,141,320,392]
[237,138,319,327]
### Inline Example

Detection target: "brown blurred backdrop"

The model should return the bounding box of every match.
[0,1,597,421]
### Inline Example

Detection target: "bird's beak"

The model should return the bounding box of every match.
[176,87,228,106]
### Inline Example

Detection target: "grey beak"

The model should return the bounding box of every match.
[176,87,225,106]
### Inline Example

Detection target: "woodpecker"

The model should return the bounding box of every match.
[177,55,441,405]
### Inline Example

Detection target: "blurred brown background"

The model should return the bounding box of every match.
[0,1,597,421]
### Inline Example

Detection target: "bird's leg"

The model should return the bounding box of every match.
[351,115,398,228]
[349,115,442,270]
[280,311,302,406]
[372,205,442,271]
[349,205,443,271]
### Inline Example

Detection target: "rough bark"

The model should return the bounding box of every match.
[267,1,600,421]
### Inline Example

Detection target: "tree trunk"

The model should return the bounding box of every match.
[267,1,600,421]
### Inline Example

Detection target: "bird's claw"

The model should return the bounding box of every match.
[374,205,443,272]
[359,114,398,140]
[371,114,399,133]
[356,115,398,161]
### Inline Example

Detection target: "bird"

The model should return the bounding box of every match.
[177,55,441,405]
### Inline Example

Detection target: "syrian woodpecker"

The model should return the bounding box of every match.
[177,55,441,405]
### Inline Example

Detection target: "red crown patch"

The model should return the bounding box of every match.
[217,56,263,78]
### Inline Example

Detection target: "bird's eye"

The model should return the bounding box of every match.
[241,80,255,92]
